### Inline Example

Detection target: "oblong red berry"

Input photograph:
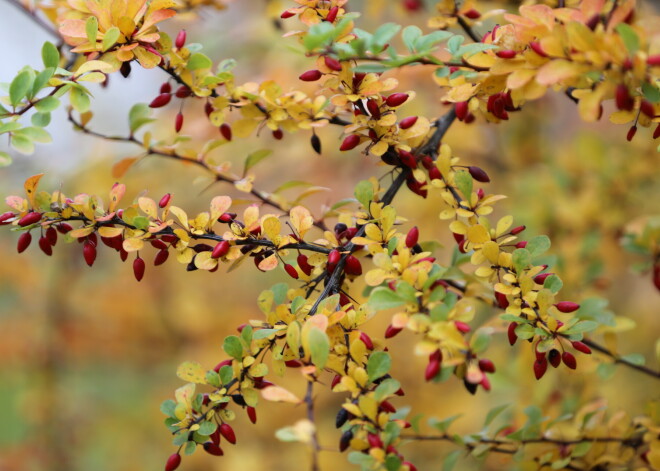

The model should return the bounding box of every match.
[165,453,181,471]
[468,166,490,182]
[133,256,145,281]
[83,241,97,266]
[326,6,339,22]
[399,116,418,129]
[533,358,548,379]
[159,193,171,208]
[640,100,655,118]
[366,99,381,120]
[455,101,469,121]
[385,324,403,338]
[647,55,660,66]
[529,41,547,57]
[154,249,169,266]
[18,211,42,227]
[379,400,396,413]
[425,358,440,381]
[615,84,633,111]
[562,351,577,369]
[398,150,417,169]
[429,166,442,181]
[219,123,232,141]
[247,406,257,424]
[367,433,383,449]
[299,69,323,82]
[555,301,580,313]
[297,254,313,276]
[284,263,299,279]
[533,272,553,284]
[496,50,517,59]
[464,8,481,19]
[17,232,32,253]
[339,134,361,151]
[149,93,171,108]
[507,322,517,345]
[327,249,341,268]
[572,341,592,354]
[405,226,419,248]
[39,236,52,256]
[359,331,373,350]
[345,255,362,276]
[203,442,224,456]
[219,423,236,444]
[175,85,191,98]
[160,82,172,94]
[548,349,561,368]
[175,30,187,49]
[478,358,495,373]
[385,93,409,107]
[626,125,637,142]
[510,225,526,235]
[212,241,230,259]
[175,112,184,132]
[45,227,58,246]
[0,212,14,224]
[324,56,342,72]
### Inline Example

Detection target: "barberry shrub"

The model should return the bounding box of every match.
[0,0,659,470]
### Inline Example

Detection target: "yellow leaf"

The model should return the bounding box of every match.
[481,241,500,264]
[261,385,301,404]
[195,251,218,270]
[175,382,196,407]
[112,157,137,178]
[138,197,158,219]
[466,225,490,244]
[176,361,208,384]
[209,195,232,222]
[98,226,124,238]
[123,238,144,252]
[290,206,313,238]
[535,60,581,85]
[75,60,115,76]
[69,226,95,239]
[609,110,635,125]
[262,215,281,241]
[258,254,279,271]
[24,174,44,209]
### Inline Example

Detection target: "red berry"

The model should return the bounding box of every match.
[154,249,169,266]
[366,99,381,120]
[133,256,145,281]
[83,241,96,266]
[359,331,374,350]
[399,116,418,129]
[219,423,236,444]
[455,101,469,121]
[379,400,396,413]
[299,69,323,82]
[367,433,383,449]
[17,232,32,253]
[464,8,481,19]
[496,50,517,59]
[327,249,341,272]
[219,123,232,141]
[160,82,172,94]
[510,225,526,235]
[385,93,409,107]
[478,358,495,373]
[654,123,660,139]
[454,321,471,333]
[175,85,191,98]
[203,442,224,456]
[428,166,442,181]
[572,341,592,354]
[213,359,232,373]
[159,193,171,208]
[640,100,655,118]
[533,358,548,379]
[340,134,361,151]
[562,351,577,369]
[247,406,257,424]
[18,211,42,227]
[326,6,339,22]
[626,125,637,142]
[507,322,517,345]
[648,55,660,66]
[39,236,52,256]
[405,226,419,248]
[280,9,295,18]
[324,56,342,71]
[45,227,58,246]
[425,358,440,381]
[272,128,283,140]
[0,211,14,224]
[515,241,528,248]
[149,93,171,108]
[615,84,634,111]
[175,30,187,49]
[165,453,181,471]
[284,263,299,279]
[297,254,313,276]
[385,324,403,338]
[174,112,184,132]
[345,255,362,275]
[403,0,423,11]
[555,301,580,313]
[548,349,561,368]
[533,272,553,284]
[468,166,490,182]
[212,241,230,259]
[398,150,417,169]
[210,428,221,445]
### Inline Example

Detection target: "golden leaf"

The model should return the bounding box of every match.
[261,385,301,404]
[176,361,208,384]
[24,174,44,209]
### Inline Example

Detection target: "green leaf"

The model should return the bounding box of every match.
[172,431,189,446]
[374,378,400,402]
[512,248,531,272]
[198,421,217,436]
[188,52,213,70]
[69,87,90,113]
[160,399,177,417]
[484,404,509,427]
[470,329,491,354]
[372,22,401,50]
[369,287,406,310]
[86,16,98,44]
[308,328,329,369]
[352,63,389,73]
[205,370,221,387]
[244,149,272,175]
[128,103,154,133]
[454,170,473,199]
[562,320,599,335]
[102,26,120,52]
[621,353,645,366]
[183,441,196,455]
[429,414,461,433]
[642,81,660,103]
[41,42,60,69]
[367,351,391,382]
[10,134,34,155]
[354,180,374,210]
[544,274,563,293]
[616,24,639,54]
[526,235,551,258]
[447,35,465,56]
[223,335,243,360]
[443,450,461,471]
[402,25,422,52]
[304,21,335,51]
[9,70,33,107]
[348,451,376,467]
[31,69,54,98]
[514,323,535,340]
[14,126,51,143]
[456,42,498,58]
[0,151,12,167]
[385,454,402,471]
[132,216,150,230]
[415,30,453,51]
[253,328,278,340]
[219,365,233,385]
[572,441,592,458]
[34,96,60,113]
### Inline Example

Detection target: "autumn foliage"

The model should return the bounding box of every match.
[0,0,659,470]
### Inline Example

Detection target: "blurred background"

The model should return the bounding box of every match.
[0,1,658,470]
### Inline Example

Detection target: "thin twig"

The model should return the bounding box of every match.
[305,381,321,471]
